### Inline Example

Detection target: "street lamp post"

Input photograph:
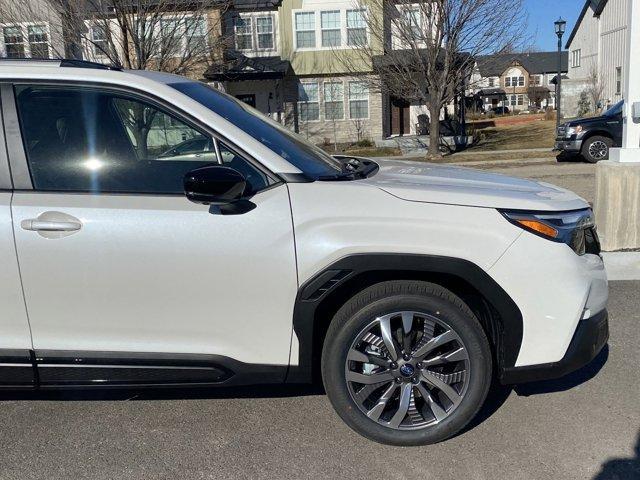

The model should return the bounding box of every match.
[554,17,566,129]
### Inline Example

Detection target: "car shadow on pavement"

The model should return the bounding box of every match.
[458,345,609,438]
[592,430,640,479]
[556,151,585,163]
[0,383,325,402]
[513,345,609,396]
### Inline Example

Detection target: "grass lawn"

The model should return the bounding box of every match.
[468,119,556,151]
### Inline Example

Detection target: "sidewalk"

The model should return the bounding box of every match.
[603,251,640,280]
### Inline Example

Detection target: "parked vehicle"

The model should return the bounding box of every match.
[491,106,510,115]
[0,60,608,446]
[555,100,623,162]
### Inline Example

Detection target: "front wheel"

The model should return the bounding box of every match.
[321,281,492,446]
[581,135,612,163]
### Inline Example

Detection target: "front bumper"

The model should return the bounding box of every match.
[554,138,583,152]
[500,309,609,384]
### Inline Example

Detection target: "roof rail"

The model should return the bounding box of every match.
[59,59,123,71]
[0,57,123,71]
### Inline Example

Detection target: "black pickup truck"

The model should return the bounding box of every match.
[555,100,623,162]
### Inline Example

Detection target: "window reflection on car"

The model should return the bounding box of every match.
[157,136,217,162]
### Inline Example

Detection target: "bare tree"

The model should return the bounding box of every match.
[0,0,230,77]
[527,86,550,109]
[0,0,231,158]
[337,0,528,156]
[586,62,605,114]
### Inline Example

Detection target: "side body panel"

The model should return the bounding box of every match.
[11,186,298,366]
[0,194,32,350]
[287,181,522,286]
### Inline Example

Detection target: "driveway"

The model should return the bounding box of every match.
[0,280,637,480]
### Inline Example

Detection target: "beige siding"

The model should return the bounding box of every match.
[599,0,629,102]
[565,0,629,115]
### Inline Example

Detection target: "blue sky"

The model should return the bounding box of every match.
[524,0,584,51]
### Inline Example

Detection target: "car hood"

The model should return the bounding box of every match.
[565,115,607,127]
[360,159,589,211]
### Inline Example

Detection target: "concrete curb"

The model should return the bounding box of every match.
[602,252,640,281]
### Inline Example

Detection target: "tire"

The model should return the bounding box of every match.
[581,135,612,163]
[321,280,492,446]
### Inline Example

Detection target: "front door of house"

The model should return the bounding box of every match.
[391,98,411,136]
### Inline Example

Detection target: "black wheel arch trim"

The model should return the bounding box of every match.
[287,253,523,383]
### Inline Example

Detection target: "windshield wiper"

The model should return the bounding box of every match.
[318,157,379,181]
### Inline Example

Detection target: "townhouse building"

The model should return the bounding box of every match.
[0,0,459,144]
[563,0,629,117]
[0,0,65,59]
[468,51,568,113]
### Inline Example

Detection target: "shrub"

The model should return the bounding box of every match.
[544,107,556,121]
[487,111,496,119]
[577,90,591,117]
[354,138,374,148]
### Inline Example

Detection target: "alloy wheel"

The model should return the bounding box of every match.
[344,311,470,430]
[588,140,609,160]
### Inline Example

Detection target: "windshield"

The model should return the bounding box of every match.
[604,100,623,117]
[169,81,342,177]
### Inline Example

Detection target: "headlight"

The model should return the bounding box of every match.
[565,125,583,137]
[499,209,600,255]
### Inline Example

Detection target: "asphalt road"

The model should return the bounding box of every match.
[479,157,597,205]
[0,280,638,480]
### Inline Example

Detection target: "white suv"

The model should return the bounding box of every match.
[0,60,608,446]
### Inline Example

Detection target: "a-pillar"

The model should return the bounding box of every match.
[595,0,640,251]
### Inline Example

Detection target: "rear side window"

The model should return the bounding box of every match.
[14,85,272,194]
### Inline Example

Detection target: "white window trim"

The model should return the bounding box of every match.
[0,22,52,59]
[348,80,370,120]
[234,12,278,54]
[571,49,581,68]
[292,8,369,52]
[298,81,321,123]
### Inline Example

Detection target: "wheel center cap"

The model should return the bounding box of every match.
[399,364,415,377]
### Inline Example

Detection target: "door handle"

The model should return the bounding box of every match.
[21,219,82,232]
[19,211,83,238]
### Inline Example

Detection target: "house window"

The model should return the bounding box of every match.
[324,81,344,120]
[90,25,108,57]
[160,18,184,56]
[518,76,525,86]
[3,26,25,58]
[505,77,511,87]
[510,95,517,106]
[256,16,274,49]
[616,67,622,95]
[346,9,366,46]
[349,81,369,119]
[531,75,541,86]
[299,82,319,121]
[321,11,341,47]
[235,17,253,50]
[235,15,274,51]
[2,24,50,58]
[295,12,316,48]
[517,94,524,106]
[402,7,421,40]
[185,16,207,52]
[27,25,49,58]
[488,78,495,87]
[571,49,581,68]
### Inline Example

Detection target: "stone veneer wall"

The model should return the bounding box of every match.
[281,75,384,145]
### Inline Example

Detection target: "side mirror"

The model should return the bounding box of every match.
[184,165,247,205]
